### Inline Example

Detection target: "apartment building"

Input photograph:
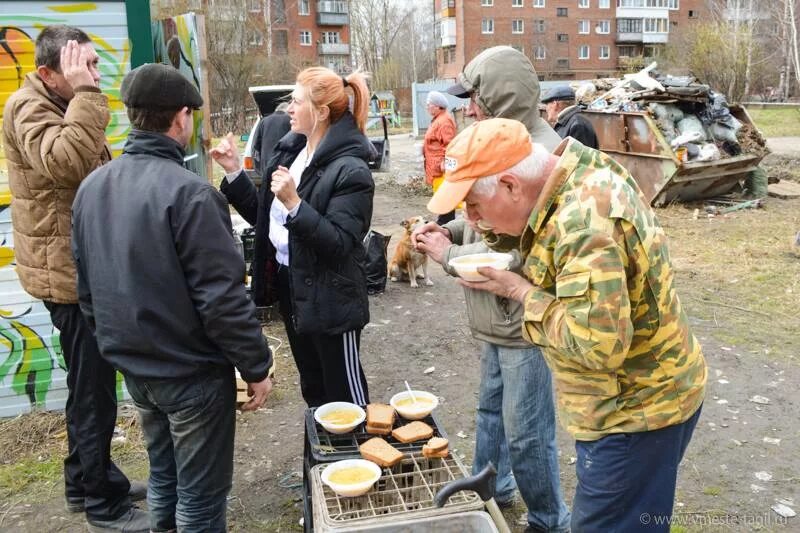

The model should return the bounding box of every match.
[435,0,708,80]
[155,0,353,74]
[249,0,352,74]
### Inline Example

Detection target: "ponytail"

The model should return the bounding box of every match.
[344,71,369,133]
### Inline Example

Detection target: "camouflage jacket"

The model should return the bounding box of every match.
[489,138,706,440]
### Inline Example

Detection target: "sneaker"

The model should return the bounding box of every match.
[66,481,147,513]
[86,508,150,533]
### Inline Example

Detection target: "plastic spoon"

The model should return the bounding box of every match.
[404,381,417,403]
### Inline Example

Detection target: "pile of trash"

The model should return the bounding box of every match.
[574,63,769,164]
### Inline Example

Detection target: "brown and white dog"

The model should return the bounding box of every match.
[388,216,434,288]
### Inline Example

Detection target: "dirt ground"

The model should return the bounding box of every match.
[2,135,799,532]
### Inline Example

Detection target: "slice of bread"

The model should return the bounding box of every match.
[391,421,434,443]
[366,404,395,430]
[423,437,448,452]
[360,437,404,467]
[422,447,449,458]
[422,437,449,458]
[366,423,392,436]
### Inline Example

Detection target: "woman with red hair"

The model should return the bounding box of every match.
[212,67,373,407]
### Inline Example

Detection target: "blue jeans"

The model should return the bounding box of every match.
[473,342,570,532]
[571,405,702,532]
[124,369,236,533]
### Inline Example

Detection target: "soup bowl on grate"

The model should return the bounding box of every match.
[321,459,382,497]
[390,390,439,420]
[314,402,366,434]
[448,253,513,282]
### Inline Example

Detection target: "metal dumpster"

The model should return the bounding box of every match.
[583,106,764,206]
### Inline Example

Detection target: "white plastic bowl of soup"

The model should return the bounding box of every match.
[314,402,366,434]
[448,253,514,282]
[389,390,439,420]
[322,459,382,497]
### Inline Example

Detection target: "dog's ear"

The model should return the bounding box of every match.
[401,219,410,229]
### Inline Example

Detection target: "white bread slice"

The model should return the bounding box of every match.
[359,437,404,467]
[391,421,434,444]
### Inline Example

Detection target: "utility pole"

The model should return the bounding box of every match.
[264,0,272,58]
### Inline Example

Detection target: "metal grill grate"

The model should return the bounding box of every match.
[311,453,484,530]
[305,408,449,462]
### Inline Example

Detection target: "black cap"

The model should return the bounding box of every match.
[121,63,203,110]
[540,86,575,104]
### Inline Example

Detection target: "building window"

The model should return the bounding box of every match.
[578,45,589,59]
[481,0,493,5]
[688,10,697,18]
[444,47,456,63]
[300,30,311,45]
[248,0,260,12]
[618,0,679,6]
[644,18,668,33]
[599,0,610,7]
[596,20,610,33]
[248,29,263,46]
[512,0,523,6]
[533,0,545,6]
[668,0,678,8]
[512,19,524,33]
[321,31,340,43]
[556,58,569,69]
[556,7,568,16]
[579,0,589,7]
[618,45,636,56]
[535,19,545,33]
[599,45,610,59]
[618,18,642,33]
[298,0,309,15]
[482,18,494,33]
[557,33,568,42]
[578,20,589,34]
[534,45,546,60]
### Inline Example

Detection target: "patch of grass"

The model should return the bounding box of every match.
[0,454,62,502]
[702,485,722,496]
[746,107,800,137]
[659,198,800,360]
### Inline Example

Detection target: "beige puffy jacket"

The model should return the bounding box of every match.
[3,72,111,303]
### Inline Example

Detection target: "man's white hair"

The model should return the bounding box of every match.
[471,142,552,197]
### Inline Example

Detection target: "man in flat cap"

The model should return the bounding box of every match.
[72,63,273,533]
[415,45,571,533]
[3,24,148,532]
[423,91,457,225]
[541,85,598,149]
[428,118,706,532]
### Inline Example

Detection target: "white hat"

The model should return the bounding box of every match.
[426,91,449,109]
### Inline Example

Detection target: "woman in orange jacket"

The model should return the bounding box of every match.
[422,91,457,225]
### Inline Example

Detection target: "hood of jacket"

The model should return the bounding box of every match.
[458,46,562,151]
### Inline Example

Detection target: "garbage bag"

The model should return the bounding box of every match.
[363,230,391,295]
[709,115,742,143]
[676,116,707,142]
[649,103,684,123]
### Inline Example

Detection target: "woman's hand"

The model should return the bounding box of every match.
[271,166,300,210]
[210,132,242,174]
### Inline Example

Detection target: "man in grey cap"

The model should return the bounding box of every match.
[541,85,598,149]
[415,46,571,532]
[72,63,273,533]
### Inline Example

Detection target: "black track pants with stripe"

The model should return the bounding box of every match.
[277,268,370,407]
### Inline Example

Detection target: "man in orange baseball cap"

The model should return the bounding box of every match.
[423,117,706,533]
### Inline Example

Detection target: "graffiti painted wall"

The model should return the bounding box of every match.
[152,13,209,179]
[0,1,134,417]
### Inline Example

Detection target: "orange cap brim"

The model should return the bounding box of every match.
[427,177,477,214]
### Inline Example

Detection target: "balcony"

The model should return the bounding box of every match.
[440,17,456,47]
[317,1,348,25]
[318,42,350,55]
[617,32,643,43]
